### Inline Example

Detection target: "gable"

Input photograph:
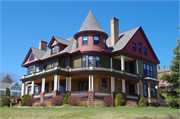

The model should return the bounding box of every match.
[10,83,21,91]
[122,28,160,64]
[51,39,57,47]
[22,48,39,66]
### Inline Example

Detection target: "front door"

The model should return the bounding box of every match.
[78,81,88,91]
[129,84,135,94]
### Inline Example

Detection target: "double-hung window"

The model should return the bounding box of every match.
[93,36,99,45]
[96,56,100,66]
[139,42,142,53]
[144,47,147,55]
[82,36,88,45]
[150,84,157,98]
[29,53,34,61]
[82,56,86,67]
[29,67,33,74]
[51,45,58,55]
[88,56,93,66]
[143,63,153,77]
[143,83,148,97]
[133,43,136,51]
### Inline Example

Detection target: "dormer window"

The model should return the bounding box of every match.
[29,53,34,61]
[93,36,99,45]
[51,45,58,55]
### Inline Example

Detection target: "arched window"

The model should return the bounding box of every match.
[138,42,142,53]
[29,53,34,61]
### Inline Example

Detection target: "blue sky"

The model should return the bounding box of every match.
[0,1,179,83]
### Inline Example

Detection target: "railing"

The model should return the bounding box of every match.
[71,91,88,97]
[34,94,41,99]
[94,91,111,97]
[126,94,139,100]
[23,66,138,79]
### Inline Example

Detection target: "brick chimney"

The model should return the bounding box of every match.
[110,17,119,46]
[163,65,165,69]
[39,40,47,51]
[158,65,160,70]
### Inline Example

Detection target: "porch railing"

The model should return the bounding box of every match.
[71,91,88,97]
[94,91,111,97]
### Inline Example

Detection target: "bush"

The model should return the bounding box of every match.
[159,86,162,95]
[39,102,47,107]
[115,93,125,106]
[63,92,70,104]
[165,96,179,107]
[68,95,82,106]
[51,95,64,106]
[21,94,31,106]
[12,96,17,103]
[1,97,11,107]
[5,88,10,96]
[103,96,112,107]
[26,98,36,106]
[138,96,147,107]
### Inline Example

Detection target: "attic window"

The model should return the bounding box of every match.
[51,45,58,55]
[133,43,136,51]
[138,42,142,53]
[144,47,147,55]
[29,53,34,61]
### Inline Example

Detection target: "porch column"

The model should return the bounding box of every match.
[122,79,126,93]
[57,75,60,90]
[66,77,71,91]
[121,55,125,71]
[136,60,139,75]
[148,82,151,106]
[137,82,139,95]
[88,75,94,106]
[21,83,25,96]
[31,81,34,95]
[40,78,45,103]
[54,75,58,90]
[111,77,115,92]
[110,58,113,68]
[41,78,45,93]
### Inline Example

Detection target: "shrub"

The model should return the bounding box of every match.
[21,94,31,106]
[51,95,64,106]
[1,96,11,107]
[138,96,147,107]
[103,96,112,107]
[39,102,47,107]
[115,93,124,106]
[5,88,10,96]
[26,98,36,106]
[12,96,17,103]
[159,86,162,95]
[63,92,70,104]
[68,95,82,106]
[126,100,138,107]
[165,96,179,107]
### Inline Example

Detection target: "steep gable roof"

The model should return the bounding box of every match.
[78,10,104,33]
[158,67,171,73]
[48,36,69,48]
[0,82,21,90]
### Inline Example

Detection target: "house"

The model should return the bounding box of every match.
[0,82,22,98]
[20,10,160,106]
[157,65,171,91]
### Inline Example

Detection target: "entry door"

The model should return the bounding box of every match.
[78,82,88,91]
[129,85,135,94]
[129,62,135,74]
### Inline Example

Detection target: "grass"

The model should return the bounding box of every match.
[0,106,179,119]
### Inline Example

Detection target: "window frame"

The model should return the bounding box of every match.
[82,36,88,45]
[88,56,94,66]
[29,53,34,61]
[143,63,153,77]
[51,45,58,55]
[28,67,33,75]
[93,35,100,45]
[138,42,142,53]
[133,43,136,51]
[143,83,148,97]
[95,56,100,67]
[81,55,86,67]
[144,47,147,55]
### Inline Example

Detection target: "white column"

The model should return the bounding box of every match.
[89,75,91,90]
[89,75,93,90]
[69,77,71,91]
[66,77,71,91]
[31,81,34,94]
[57,75,60,90]
[54,75,58,90]
[111,77,115,92]
[137,82,139,95]
[122,79,126,93]
[41,78,45,93]
[110,58,113,68]
[21,83,25,96]
[136,60,139,74]
[121,55,125,71]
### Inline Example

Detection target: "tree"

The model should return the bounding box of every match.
[159,34,180,107]
[0,72,20,83]
[159,86,162,95]
[5,87,10,96]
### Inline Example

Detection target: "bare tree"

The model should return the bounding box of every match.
[0,72,20,83]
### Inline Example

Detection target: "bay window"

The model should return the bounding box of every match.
[150,84,157,98]
[88,56,93,66]
[143,83,148,97]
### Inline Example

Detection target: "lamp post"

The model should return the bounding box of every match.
[155,85,158,107]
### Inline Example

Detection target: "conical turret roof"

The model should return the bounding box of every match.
[78,10,104,32]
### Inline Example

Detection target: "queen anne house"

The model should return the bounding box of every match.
[20,10,160,106]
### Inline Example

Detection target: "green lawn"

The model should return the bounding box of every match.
[0,107,179,119]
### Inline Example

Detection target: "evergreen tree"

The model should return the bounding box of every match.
[1,74,13,83]
[5,87,10,96]
[160,36,180,107]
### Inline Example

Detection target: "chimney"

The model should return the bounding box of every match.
[163,65,165,69]
[158,65,160,70]
[39,40,47,51]
[110,17,119,46]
